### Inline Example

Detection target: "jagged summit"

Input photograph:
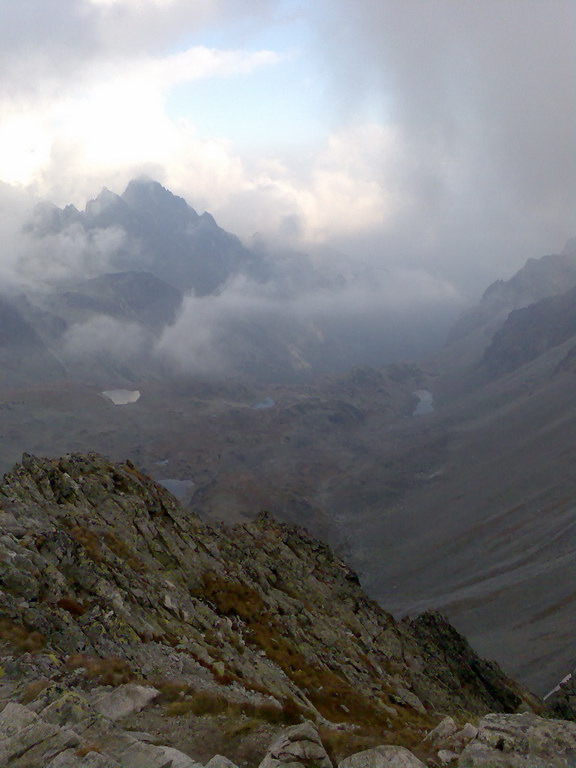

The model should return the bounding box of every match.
[121,178,200,228]
[447,246,576,348]
[26,179,267,296]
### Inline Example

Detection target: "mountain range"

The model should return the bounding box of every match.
[0,180,575,727]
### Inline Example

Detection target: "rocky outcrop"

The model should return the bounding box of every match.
[457,712,576,767]
[0,452,561,767]
[0,688,201,768]
[259,722,332,768]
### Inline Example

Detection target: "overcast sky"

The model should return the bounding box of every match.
[0,0,574,298]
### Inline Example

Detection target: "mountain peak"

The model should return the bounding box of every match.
[122,177,198,222]
[84,186,127,224]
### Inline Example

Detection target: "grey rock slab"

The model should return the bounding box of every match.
[92,684,160,721]
[338,746,426,768]
[438,749,459,764]
[458,712,576,767]
[0,701,39,737]
[457,742,531,766]
[46,748,121,767]
[205,755,239,768]
[114,740,201,768]
[0,702,80,765]
[154,746,204,768]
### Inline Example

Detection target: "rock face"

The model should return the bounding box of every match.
[457,712,576,767]
[0,689,201,768]
[446,246,576,349]
[0,451,563,767]
[482,284,576,377]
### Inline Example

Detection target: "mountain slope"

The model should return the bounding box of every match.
[0,453,540,741]
[0,296,66,387]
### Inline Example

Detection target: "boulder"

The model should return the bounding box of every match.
[458,712,576,766]
[206,756,239,768]
[259,722,333,768]
[338,745,426,768]
[92,683,160,721]
[423,717,458,746]
[448,723,477,752]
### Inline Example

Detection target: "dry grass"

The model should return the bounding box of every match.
[68,523,147,573]
[0,619,45,653]
[69,525,103,563]
[202,573,266,621]
[319,721,435,764]
[66,654,135,686]
[76,743,103,757]
[160,682,301,725]
[103,531,147,573]
[19,678,51,704]
[57,596,88,617]
[198,573,393,725]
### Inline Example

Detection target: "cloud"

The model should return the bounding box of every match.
[312,0,576,291]
[0,0,573,304]
[156,268,463,375]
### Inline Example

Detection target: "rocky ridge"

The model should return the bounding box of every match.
[0,454,573,766]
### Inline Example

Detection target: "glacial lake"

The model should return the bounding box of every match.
[102,390,141,405]
[413,389,435,416]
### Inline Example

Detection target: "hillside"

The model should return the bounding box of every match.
[4,452,573,767]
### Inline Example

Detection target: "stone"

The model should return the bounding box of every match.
[338,746,426,768]
[458,712,576,767]
[423,716,459,746]
[115,740,201,768]
[40,690,96,726]
[438,749,459,764]
[206,756,239,768]
[391,687,427,715]
[46,749,121,767]
[448,723,478,752]
[260,722,333,768]
[92,684,160,721]
[0,702,80,765]
[153,746,204,768]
